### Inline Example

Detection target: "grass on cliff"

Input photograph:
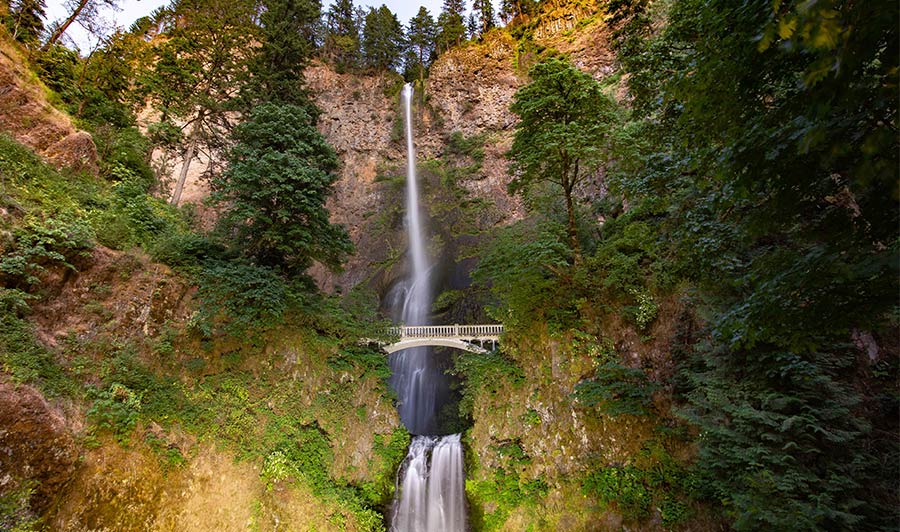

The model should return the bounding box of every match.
[0,134,404,531]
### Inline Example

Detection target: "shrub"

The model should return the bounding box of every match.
[0,216,94,286]
[574,361,659,417]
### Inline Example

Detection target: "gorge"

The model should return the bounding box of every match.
[0,0,896,531]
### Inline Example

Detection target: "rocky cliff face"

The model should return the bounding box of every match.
[0,40,98,175]
[306,32,527,294]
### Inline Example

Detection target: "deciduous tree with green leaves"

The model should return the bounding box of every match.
[507,57,621,262]
[607,0,899,528]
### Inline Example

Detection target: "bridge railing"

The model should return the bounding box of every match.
[387,324,504,339]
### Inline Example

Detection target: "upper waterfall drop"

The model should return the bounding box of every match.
[401,83,430,327]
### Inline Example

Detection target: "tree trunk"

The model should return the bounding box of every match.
[42,0,89,50]
[170,140,195,206]
[564,186,581,264]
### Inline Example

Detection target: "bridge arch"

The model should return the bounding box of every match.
[384,338,490,354]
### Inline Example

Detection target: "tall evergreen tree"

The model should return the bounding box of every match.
[243,0,321,112]
[324,0,360,71]
[210,103,352,273]
[472,0,494,37]
[405,6,436,84]
[5,0,45,47]
[139,0,257,205]
[499,0,537,24]
[361,5,403,71]
[435,0,465,52]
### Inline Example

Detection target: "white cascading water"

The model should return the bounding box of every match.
[389,84,466,532]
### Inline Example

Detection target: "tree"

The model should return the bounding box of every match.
[361,5,403,71]
[508,57,621,262]
[243,0,321,111]
[324,0,360,71]
[404,7,436,84]
[210,103,352,273]
[5,0,46,47]
[472,0,494,37]
[42,0,117,50]
[435,0,465,52]
[608,0,899,528]
[499,0,537,25]
[139,0,256,205]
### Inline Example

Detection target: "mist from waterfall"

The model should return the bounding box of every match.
[388,83,466,532]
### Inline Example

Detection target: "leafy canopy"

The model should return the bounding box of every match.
[508,56,622,259]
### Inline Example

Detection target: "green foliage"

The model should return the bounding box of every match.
[582,441,694,524]
[0,309,74,397]
[324,0,361,72]
[436,0,466,53]
[472,218,571,329]
[607,0,900,528]
[583,465,652,519]
[359,428,411,505]
[211,103,352,274]
[362,5,404,71]
[242,0,320,112]
[574,361,658,417]
[3,0,45,47]
[327,345,391,380]
[508,56,623,257]
[193,260,288,338]
[93,172,182,250]
[467,440,548,531]
[404,7,437,82]
[450,350,524,418]
[446,131,485,163]
[0,477,38,532]
[0,216,94,286]
[87,382,143,444]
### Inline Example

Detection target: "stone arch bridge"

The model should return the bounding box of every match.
[377,324,504,354]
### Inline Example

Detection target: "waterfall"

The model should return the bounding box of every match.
[392,435,466,532]
[389,84,466,532]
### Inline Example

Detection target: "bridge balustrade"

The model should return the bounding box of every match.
[387,324,504,339]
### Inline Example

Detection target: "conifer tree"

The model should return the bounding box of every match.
[324,0,360,71]
[140,0,256,205]
[5,0,45,47]
[243,0,320,112]
[472,0,494,37]
[361,5,403,71]
[211,103,352,273]
[435,0,465,52]
[405,6,436,84]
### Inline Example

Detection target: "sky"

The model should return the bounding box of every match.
[44,0,492,53]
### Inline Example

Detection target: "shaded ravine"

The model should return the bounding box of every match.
[387,84,466,532]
